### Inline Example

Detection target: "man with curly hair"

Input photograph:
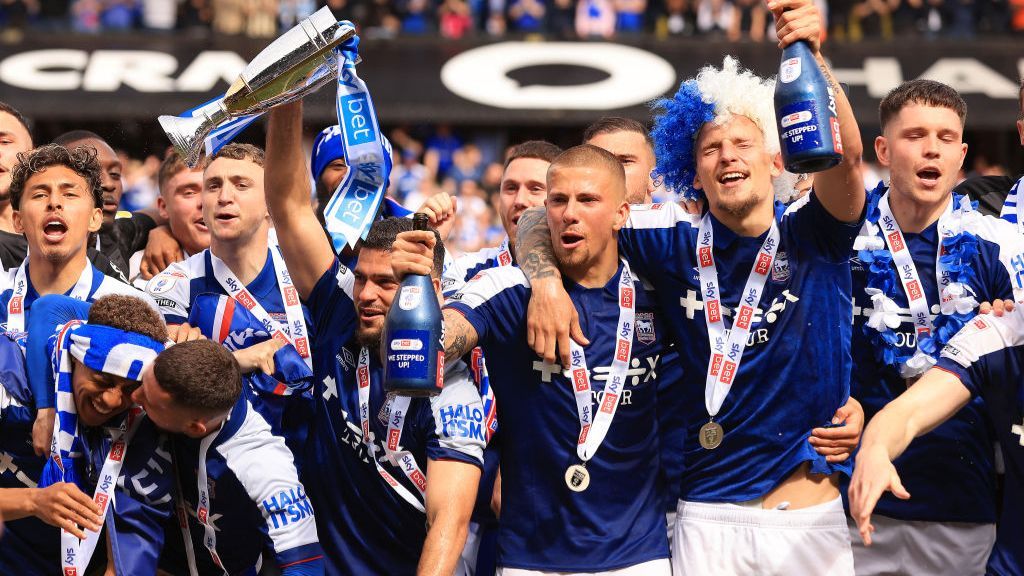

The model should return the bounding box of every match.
[0,144,156,455]
[513,0,866,573]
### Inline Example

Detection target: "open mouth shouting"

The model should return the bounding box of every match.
[42,215,69,243]
[560,229,585,251]
[915,166,942,189]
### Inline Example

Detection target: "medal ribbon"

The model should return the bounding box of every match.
[322,44,392,252]
[209,249,312,374]
[59,406,145,575]
[194,423,229,574]
[875,192,955,373]
[697,213,780,419]
[7,259,93,334]
[567,259,636,462]
[356,348,427,512]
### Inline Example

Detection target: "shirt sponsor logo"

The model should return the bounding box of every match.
[261,486,314,529]
[973,318,989,330]
[439,403,487,441]
[498,252,512,266]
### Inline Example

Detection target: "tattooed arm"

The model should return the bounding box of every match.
[514,207,588,367]
[442,309,479,361]
[770,0,864,223]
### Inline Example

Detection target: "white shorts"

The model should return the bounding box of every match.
[498,558,672,576]
[457,521,484,576]
[673,497,854,576]
[848,514,995,576]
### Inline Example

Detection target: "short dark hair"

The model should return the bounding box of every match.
[9,144,103,209]
[0,101,32,136]
[153,339,242,416]
[549,144,626,200]
[53,130,105,147]
[879,79,967,131]
[504,140,562,169]
[157,150,193,194]
[88,294,168,342]
[362,217,445,278]
[203,143,265,169]
[583,116,654,149]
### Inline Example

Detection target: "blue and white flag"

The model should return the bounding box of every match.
[182,97,263,160]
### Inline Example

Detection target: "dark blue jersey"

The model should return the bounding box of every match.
[303,258,485,575]
[936,309,1024,576]
[617,194,860,502]
[447,262,671,571]
[847,211,1024,523]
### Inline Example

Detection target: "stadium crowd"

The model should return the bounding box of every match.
[0,0,1022,40]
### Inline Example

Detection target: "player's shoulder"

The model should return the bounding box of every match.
[449,265,529,305]
[942,309,1024,367]
[626,202,699,230]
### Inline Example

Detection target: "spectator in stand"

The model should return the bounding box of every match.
[212,0,244,33]
[399,0,432,34]
[727,0,766,41]
[695,0,730,35]
[848,0,898,40]
[508,0,545,32]
[390,148,430,206]
[72,0,102,32]
[100,0,136,30]
[246,0,278,37]
[615,0,645,32]
[278,0,316,27]
[450,144,484,185]
[576,0,615,37]
[141,0,177,30]
[439,0,473,37]
[424,125,462,180]
[547,0,574,36]
[655,0,695,37]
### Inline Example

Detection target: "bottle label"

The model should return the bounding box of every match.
[398,285,423,311]
[778,100,822,154]
[387,329,431,379]
[780,57,801,84]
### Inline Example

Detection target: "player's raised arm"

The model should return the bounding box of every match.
[513,207,587,367]
[265,100,336,300]
[769,0,864,223]
[848,368,971,545]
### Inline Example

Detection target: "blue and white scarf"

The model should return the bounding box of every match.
[999,174,1024,234]
[321,37,393,252]
[40,322,165,489]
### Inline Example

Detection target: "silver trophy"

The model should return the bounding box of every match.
[160,7,355,167]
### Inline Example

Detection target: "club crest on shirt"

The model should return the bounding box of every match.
[772,251,791,283]
[636,312,656,344]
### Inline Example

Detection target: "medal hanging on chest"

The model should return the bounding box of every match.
[695,213,781,450]
[564,259,636,491]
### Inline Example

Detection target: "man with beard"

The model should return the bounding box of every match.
[264,100,486,575]
[584,117,658,204]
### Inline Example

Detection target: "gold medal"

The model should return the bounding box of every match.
[564,464,590,492]
[699,420,724,450]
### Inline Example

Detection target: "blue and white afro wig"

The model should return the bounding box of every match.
[652,57,797,202]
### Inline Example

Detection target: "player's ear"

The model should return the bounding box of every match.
[186,420,208,438]
[431,277,443,304]
[875,136,890,167]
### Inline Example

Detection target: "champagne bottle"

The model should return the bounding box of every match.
[383,214,444,396]
[775,40,843,173]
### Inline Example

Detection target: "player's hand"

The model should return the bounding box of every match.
[31,408,56,457]
[30,482,103,539]
[167,323,205,344]
[139,225,184,280]
[417,194,459,242]
[979,299,1015,317]
[848,445,910,546]
[233,338,287,375]
[527,278,588,367]
[679,197,705,215]
[392,231,437,278]
[809,396,864,462]
[767,0,823,53]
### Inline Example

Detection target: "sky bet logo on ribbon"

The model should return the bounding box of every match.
[340,93,375,147]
